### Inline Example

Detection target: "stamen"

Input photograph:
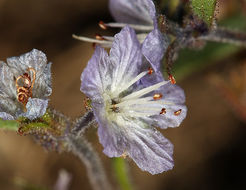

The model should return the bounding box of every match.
[17,87,29,93]
[95,34,105,41]
[104,22,154,31]
[17,92,28,105]
[122,80,169,101]
[27,68,36,89]
[169,74,176,84]
[153,93,163,100]
[174,109,182,116]
[15,75,26,89]
[116,97,173,109]
[148,67,153,75]
[99,21,107,30]
[102,36,114,41]
[72,34,112,47]
[115,97,152,108]
[160,108,166,115]
[15,68,36,108]
[112,71,148,97]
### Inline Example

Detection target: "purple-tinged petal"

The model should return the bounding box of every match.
[127,123,174,174]
[109,0,153,26]
[94,101,174,174]
[143,84,187,129]
[142,29,170,72]
[158,83,186,104]
[80,46,111,102]
[23,98,48,120]
[0,112,14,120]
[93,103,128,157]
[145,0,158,27]
[110,26,142,92]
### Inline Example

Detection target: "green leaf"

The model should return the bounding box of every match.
[191,0,217,26]
[0,119,19,131]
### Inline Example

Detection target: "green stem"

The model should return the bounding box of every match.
[112,158,134,190]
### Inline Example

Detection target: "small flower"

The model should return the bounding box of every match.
[81,26,187,174]
[74,0,168,72]
[0,49,52,120]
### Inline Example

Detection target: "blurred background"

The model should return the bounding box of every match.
[0,0,245,189]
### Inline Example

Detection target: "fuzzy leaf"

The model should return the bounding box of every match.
[0,119,19,131]
[191,0,217,26]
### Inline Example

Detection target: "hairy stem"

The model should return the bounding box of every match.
[67,134,112,190]
[72,111,95,135]
[199,28,246,47]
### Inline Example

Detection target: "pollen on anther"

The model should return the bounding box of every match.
[169,74,176,84]
[174,109,182,116]
[153,93,163,100]
[148,67,154,75]
[99,21,107,30]
[160,108,166,115]
[95,34,104,41]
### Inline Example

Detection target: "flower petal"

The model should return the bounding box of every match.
[93,103,128,157]
[110,26,142,93]
[23,98,48,120]
[95,105,174,174]
[109,0,153,25]
[7,49,48,79]
[143,84,187,129]
[0,61,16,98]
[33,62,52,98]
[0,112,14,120]
[127,122,174,174]
[80,46,111,102]
[142,29,170,72]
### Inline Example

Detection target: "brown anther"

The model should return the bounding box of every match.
[17,87,29,94]
[27,68,36,89]
[148,67,154,75]
[169,74,176,84]
[99,21,107,30]
[17,92,28,105]
[95,34,104,41]
[153,93,163,100]
[15,68,36,108]
[160,108,166,115]
[174,109,182,116]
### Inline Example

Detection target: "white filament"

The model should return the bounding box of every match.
[105,22,154,31]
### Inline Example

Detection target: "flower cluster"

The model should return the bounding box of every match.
[81,25,187,174]
[0,0,187,176]
[0,49,52,120]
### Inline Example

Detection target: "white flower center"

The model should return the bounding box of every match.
[104,70,175,120]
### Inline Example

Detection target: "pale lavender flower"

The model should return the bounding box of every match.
[80,26,187,174]
[74,0,168,72]
[0,49,52,120]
